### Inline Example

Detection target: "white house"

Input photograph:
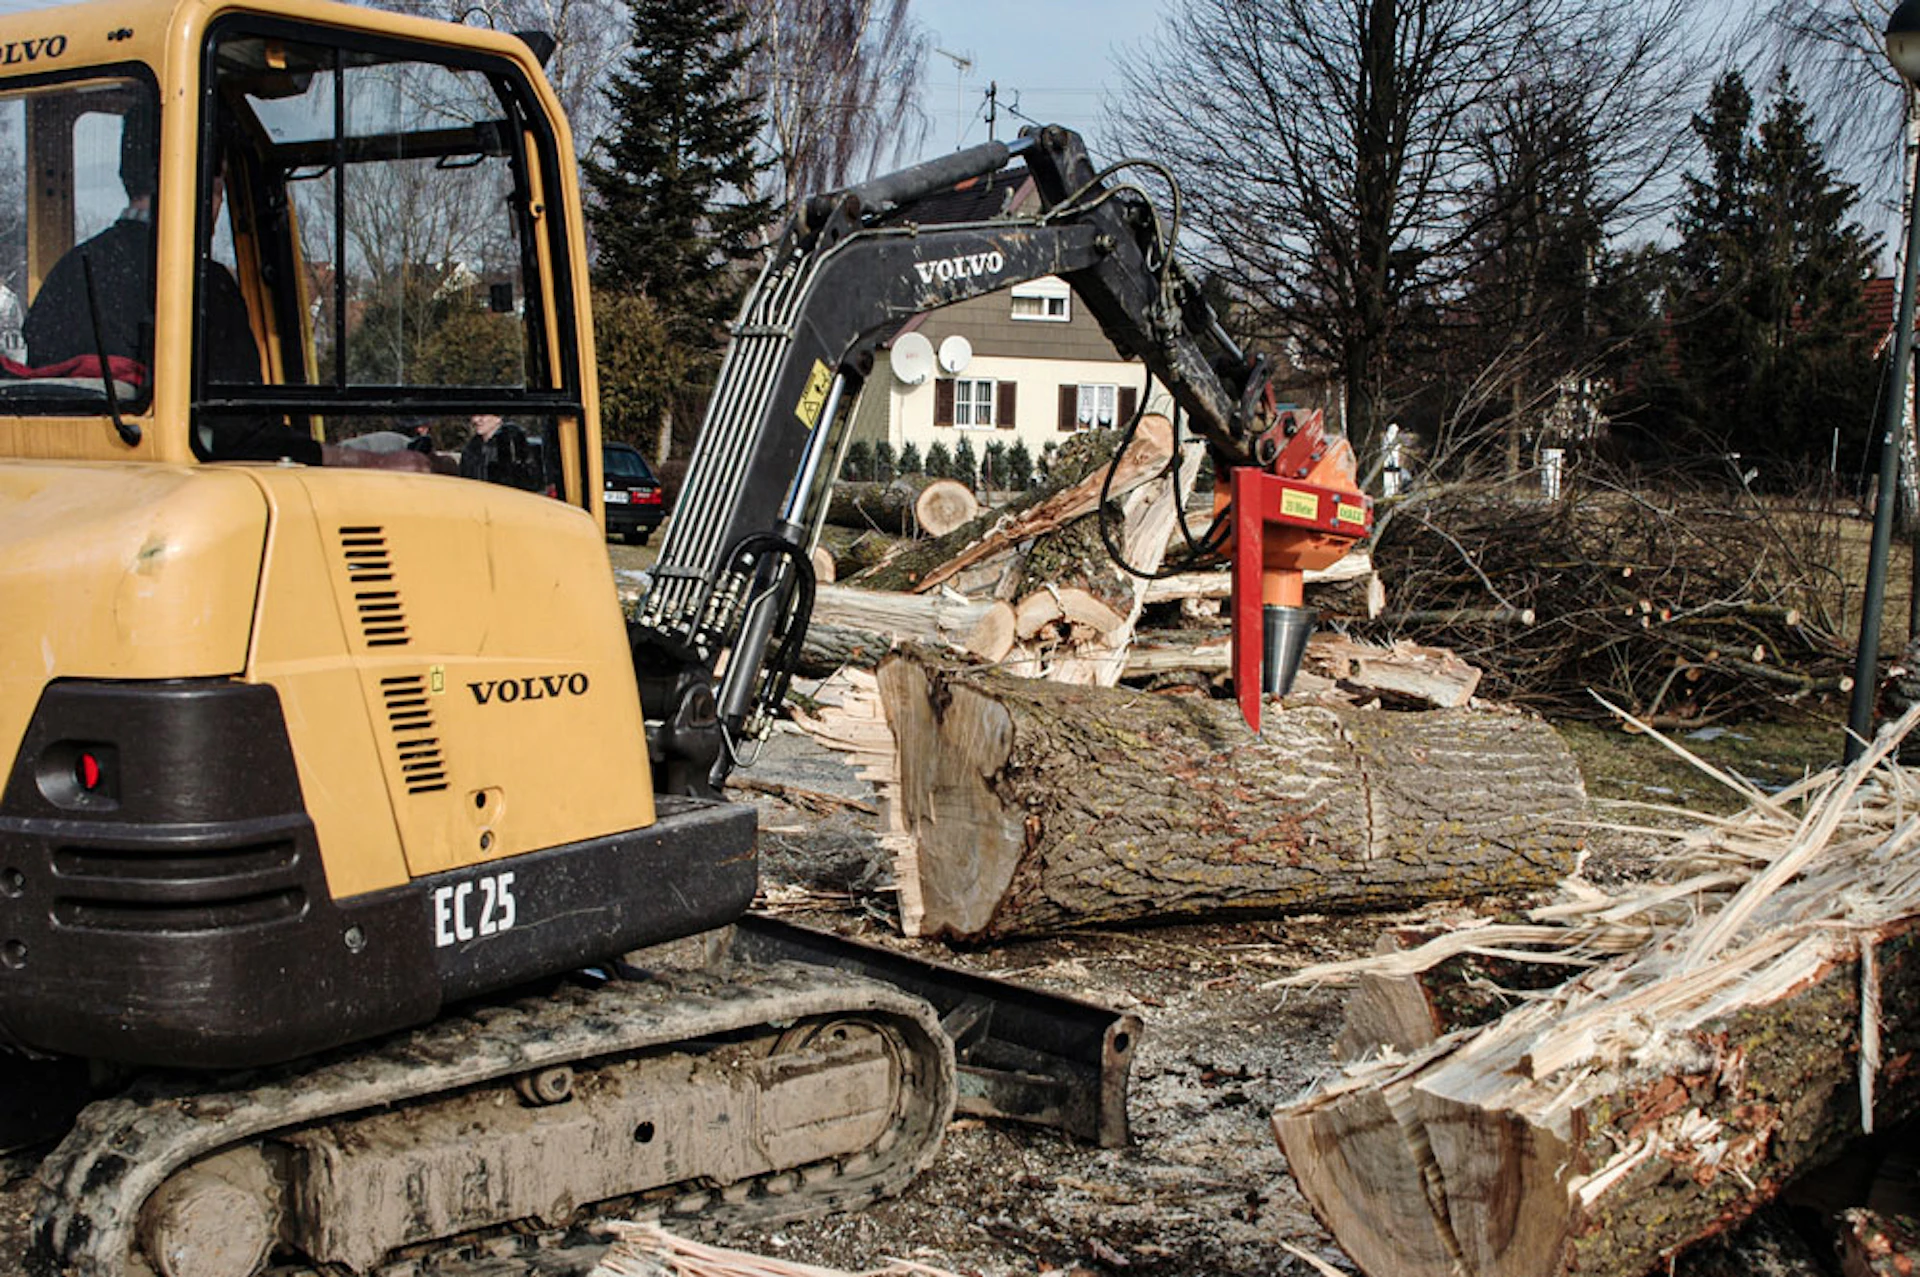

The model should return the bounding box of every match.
[847,169,1175,467]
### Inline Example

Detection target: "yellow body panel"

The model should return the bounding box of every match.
[0,0,646,901]
[0,461,263,778]
[247,467,654,884]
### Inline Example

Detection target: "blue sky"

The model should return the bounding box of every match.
[906,0,1165,157]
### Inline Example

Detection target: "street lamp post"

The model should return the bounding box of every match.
[1845,0,1920,761]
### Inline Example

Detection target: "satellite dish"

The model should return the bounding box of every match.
[938,334,973,375]
[890,332,934,385]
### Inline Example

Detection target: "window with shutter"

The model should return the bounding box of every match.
[1118,385,1138,424]
[954,378,996,427]
[934,378,954,427]
[996,381,1016,428]
[1058,385,1077,431]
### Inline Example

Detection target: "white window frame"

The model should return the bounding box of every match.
[1010,277,1071,323]
[1076,382,1119,429]
[954,377,997,428]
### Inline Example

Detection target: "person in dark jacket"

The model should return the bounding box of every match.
[460,413,542,491]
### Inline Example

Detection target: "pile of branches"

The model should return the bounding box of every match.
[1358,473,1859,721]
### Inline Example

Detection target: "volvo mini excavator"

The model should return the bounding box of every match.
[0,0,1370,1273]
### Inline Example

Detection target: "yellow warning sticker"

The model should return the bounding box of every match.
[429,664,446,695]
[1336,502,1366,525]
[1279,488,1319,521]
[795,360,833,429]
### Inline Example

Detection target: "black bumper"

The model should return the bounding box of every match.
[604,501,665,537]
[0,680,755,1069]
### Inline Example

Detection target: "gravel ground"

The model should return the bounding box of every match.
[0,718,1795,1277]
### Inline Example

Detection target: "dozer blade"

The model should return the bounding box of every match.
[731,915,1139,1148]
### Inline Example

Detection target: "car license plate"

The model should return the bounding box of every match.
[604,490,630,504]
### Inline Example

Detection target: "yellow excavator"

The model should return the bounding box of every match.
[0,0,1370,1273]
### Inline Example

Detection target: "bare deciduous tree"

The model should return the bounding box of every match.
[375,0,630,164]
[732,0,929,208]
[1110,0,1696,471]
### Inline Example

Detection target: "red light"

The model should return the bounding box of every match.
[76,752,102,791]
[637,489,662,504]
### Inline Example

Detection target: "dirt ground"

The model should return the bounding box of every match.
[0,581,1868,1277]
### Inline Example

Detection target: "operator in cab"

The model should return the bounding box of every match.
[22,105,422,471]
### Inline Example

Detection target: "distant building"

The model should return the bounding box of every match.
[846,168,1173,464]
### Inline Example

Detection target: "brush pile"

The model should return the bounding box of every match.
[1360,480,1859,720]
[1272,705,1920,1277]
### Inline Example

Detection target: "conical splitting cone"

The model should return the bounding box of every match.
[1262,604,1315,697]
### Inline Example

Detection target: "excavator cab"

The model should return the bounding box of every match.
[0,0,757,1074]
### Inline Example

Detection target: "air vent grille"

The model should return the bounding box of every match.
[339,526,410,648]
[381,675,448,794]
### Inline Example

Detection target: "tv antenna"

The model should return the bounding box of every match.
[934,46,974,147]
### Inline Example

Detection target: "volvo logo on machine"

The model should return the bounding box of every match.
[912,251,1004,287]
[0,34,67,64]
[468,672,590,705]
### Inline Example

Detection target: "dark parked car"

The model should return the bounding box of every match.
[602,442,667,544]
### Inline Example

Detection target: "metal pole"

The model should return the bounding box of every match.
[1845,118,1920,761]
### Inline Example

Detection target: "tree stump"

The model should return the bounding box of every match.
[874,652,1585,941]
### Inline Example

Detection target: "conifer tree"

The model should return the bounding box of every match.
[874,441,897,481]
[586,0,770,331]
[1006,439,1035,490]
[1664,68,1877,476]
[925,441,953,480]
[952,436,978,489]
[896,441,920,476]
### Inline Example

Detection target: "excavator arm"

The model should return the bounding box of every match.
[630,125,1369,790]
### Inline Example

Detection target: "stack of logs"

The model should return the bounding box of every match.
[810,418,1435,699]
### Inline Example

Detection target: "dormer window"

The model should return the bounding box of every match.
[1010,277,1070,322]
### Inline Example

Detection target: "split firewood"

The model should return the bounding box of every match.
[1273,708,1920,1277]
[1116,631,1484,712]
[1308,633,1482,708]
[810,546,836,584]
[874,651,1584,942]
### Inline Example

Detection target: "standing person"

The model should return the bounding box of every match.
[461,413,540,491]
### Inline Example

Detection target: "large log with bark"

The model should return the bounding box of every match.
[824,476,975,536]
[1272,713,1920,1277]
[873,652,1585,942]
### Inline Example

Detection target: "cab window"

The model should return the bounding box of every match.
[194,23,586,499]
[0,76,158,412]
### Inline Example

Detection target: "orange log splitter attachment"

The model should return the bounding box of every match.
[1227,410,1372,732]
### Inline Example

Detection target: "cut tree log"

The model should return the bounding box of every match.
[810,546,836,585]
[913,478,979,537]
[824,479,917,534]
[802,585,1008,667]
[874,651,1584,941]
[1273,714,1920,1277]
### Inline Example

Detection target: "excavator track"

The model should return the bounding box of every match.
[30,962,955,1277]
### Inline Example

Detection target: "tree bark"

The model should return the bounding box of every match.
[875,652,1585,942]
